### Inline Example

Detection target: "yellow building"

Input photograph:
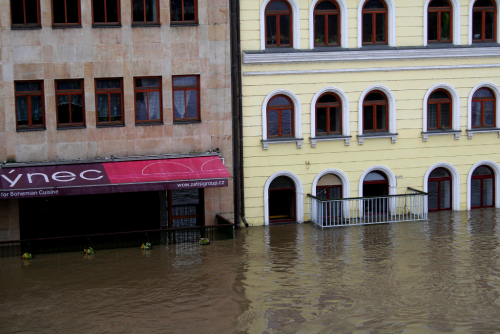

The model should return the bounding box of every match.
[239,0,500,226]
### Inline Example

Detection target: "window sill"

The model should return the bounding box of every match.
[466,127,500,139]
[131,23,161,27]
[173,120,201,124]
[16,127,46,132]
[92,24,122,28]
[310,135,352,147]
[170,23,199,27]
[135,122,164,126]
[261,137,304,150]
[11,26,42,30]
[57,126,86,130]
[52,25,82,29]
[357,132,398,145]
[96,124,125,128]
[422,129,461,141]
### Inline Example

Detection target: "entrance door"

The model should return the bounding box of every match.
[428,168,452,211]
[363,171,388,214]
[167,188,205,228]
[316,174,342,219]
[471,166,495,208]
[269,176,296,223]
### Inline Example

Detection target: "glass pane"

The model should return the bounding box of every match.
[12,1,25,24]
[486,11,495,39]
[430,168,450,178]
[172,218,197,228]
[31,96,43,125]
[484,101,494,126]
[136,92,148,120]
[133,0,144,22]
[483,178,494,206]
[186,90,198,118]
[316,187,328,199]
[365,172,386,181]
[266,16,277,45]
[472,101,482,126]
[474,88,494,98]
[268,110,279,136]
[281,109,292,135]
[171,0,182,21]
[110,94,122,121]
[16,82,41,92]
[96,79,121,89]
[57,95,70,123]
[440,180,451,209]
[97,94,109,121]
[280,15,291,45]
[440,103,450,128]
[328,14,338,44]
[365,92,385,101]
[57,80,81,90]
[475,0,495,7]
[430,90,449,99]
[364,0,385,9]
[429,0,451,7]
[363,105,374,130]
[148,91,160,120]
[440,11,451,41]
[267,1,289,11]
[174,90,186,119]
[471,179,482,207]
[93,0,105,22]
[473,166,493,175]
[171,189,199,205]
[145,0,157,22]
[376,105,386,130]
[106,0,119,22]
[136,78,159,88]
[16,96,28,126]
[184,0,195,21]
[428,11,438,40]
[67,0,79,23]
[270,176,295,189]
[428,181,439,210]
[71,95,83,123]
[362,13,373,43]
[330,107,340,133]
[315,15,326,44]
[317,1,336,10]
[26,0,39,24]
[269,96,290,107]
[317,107,327,133]
[53,0,66,23]
[375,13,386,42]
[428,103,438,128]
[331,186,341,199]
[173,76,197,87]
[473,11,483,40]
[318,94,337,103]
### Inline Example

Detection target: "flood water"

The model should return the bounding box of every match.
[1,210,500,333]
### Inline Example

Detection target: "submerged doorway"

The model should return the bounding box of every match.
[471,166,495,209]
[269,176,296,223]
[428,168,452,211]
[363,171,388,214]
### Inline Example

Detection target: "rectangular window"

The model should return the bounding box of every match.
[56,79,85,128]
[167,189,204,228]
[171,0,197,24]
[135,77,162,124]
[15,81,45,130]
[132,0,159,24]
[173,75,200,122]
[95,78,124,125]
[11,0,40,27]
[92,0,120,25]
[52,0,81,26]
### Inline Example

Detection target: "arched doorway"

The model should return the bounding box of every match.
[363,171,388,214]
[428,168,452,211]
[269,176,296,223]
[471,165,495,208]
[316,173,342,219]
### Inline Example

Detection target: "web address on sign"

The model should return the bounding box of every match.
[176,180,226,188]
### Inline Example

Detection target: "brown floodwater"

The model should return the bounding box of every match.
[1,210,500,333]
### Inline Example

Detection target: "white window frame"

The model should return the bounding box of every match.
[423,162,461,211]
[423,0,461,46]
[309,0,348,49]
[467,82,500,138]
[357,0,396,48]
[260,0,300,50]
[422,83,461,141]
[264,170,304,225]
[467,160,500,210]
[468,0,500,44]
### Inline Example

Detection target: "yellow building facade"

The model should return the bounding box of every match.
[240,0,500,226]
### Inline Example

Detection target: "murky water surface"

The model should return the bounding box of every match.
[2,210,500,333]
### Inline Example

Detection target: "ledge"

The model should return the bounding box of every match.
[11,26,42,30]
[466,128,500,139]
[131,23,161,27]
[310,135,352,147]
[16,128,46,132]
[357,132,398,145]
[170,23,199,27]
[173,120,201,124]
[422,129,461,141]
[57,126,86,130]
[261,138,304,150]
[135,122,164,126]
[96,124,125,128]
[52,25,82,29]
[92,24,122,28]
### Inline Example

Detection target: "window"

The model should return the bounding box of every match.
[92,0,120,25]
[56,79,85,127]
[95,78,124,125]
[316,174,342,219]
[472,88,495,127]
[135,77,162,124]
[15,81,44,130]
[11,0,40,27]
[316,93,341,135]
[173,76,200,122]
[428,0,452,43]
[428,90,452,130]
[132,0,159,24]
[267,95,294,137]
[265,0,292,47]
[473,0,496,42]
[52,0,81,26]
[167,189,204,228]
[362,0,387,45]
[471,166,495,208]
[363,91,388,132]
[171,0,197,24]
[269,176,296,223]
[314,0,340,46]
[428,168,452,211]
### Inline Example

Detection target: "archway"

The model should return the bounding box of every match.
[471,165,495,208]
[428,168,452,211]
[268,176,296,223]
[363,171,389,214]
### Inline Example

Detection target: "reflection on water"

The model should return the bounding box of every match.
[2,210,500,333]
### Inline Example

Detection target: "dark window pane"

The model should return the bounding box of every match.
[363,105,374,130]
[270,176,294,189]
[428,181,439,210]
[171,188,200,205]
[483,178,494,206]
[96,79,121,89]
[136,92,148,120]
[315,15,326,44]
[12,1,25,24]
[330,107,340,133]
[171,0,182,21]
[57,80,81,90]
[268,1,289,11]
[428,12,438,40]
[173,76,197,86]
[97,94,109,121]
[71,95,83,123]
[31,96,43,125]
[145,0,157,22]
[440,180,451,209]
[429,0,450,7]
[174,90,185,118]
[26,0,39,24]
[133,0,145,21]
[365,92,385,101]
[53,0,66,23]
[363,13,373,43]
[280,15,290,45]
[364,0,385,9]
[473,11,483,39]
[106,0,119,22]
[474,166,493,175]
[57,95,70,123]
[186,90,198,118]
[93,0,105,22]
[428,103,438,128]
[484,101,494,126]
[317,107,327,133]
[440,103,450,128]
[472,101,482,126]
[67,0,79,23]
[16,82,42,92]
[375,13,385,42]
[440,11,451,41]
[475,0,495,7]
[110,94,122,121]
[268,109,279,136]
[136,78,160,88]
[430,90,449,99]
[471,179,482,207]
[430,168,450,178]
[376,104,386,130]
[318,94,337,103]
[184,0,195,21]
[328,14,338,44]
[269,96,290,106]
[281,109,292,135]
[474,88,494,98]
[486,11,494,39]
[16,96,29,126]
[317,0,336,10]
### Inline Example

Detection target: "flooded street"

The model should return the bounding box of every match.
[1,210,500,333]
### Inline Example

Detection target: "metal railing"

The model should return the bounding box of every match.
[309,188,428,228]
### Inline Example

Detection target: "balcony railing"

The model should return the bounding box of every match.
[308,188,428,228]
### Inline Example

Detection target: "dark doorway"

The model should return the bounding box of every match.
[166,188,205,228]
[428,168,452,211]
[363,171,389,214]
[269,176,296,223]
[471,165,495,208]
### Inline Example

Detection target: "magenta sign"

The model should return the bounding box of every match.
[0,156,230,199]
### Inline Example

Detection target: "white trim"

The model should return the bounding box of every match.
[311,169,350,198]
[242,47,500,65]
[423,0,461,46]
[358,165,397,197]
[467,82,500,132]
[422,83,460,134]
[264,171,304,225]
[261,89,302,147]
[310,86,350,144]
[309,0,348,49]
[469,0,500,44]
[466,160,500,210]
[357,85,396,137]
[357,0,396,48]
[423,162,461,211]
[260,0,300,50]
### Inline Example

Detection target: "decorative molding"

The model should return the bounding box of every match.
[358,165,397,197]
[423,162,461,211]
[264,170,304,225]
[357,0,396,47]
[309,0,348,49]
[310,136,351,147]
[422,83,461,133]
[468,0,500,44]
[261,89,302,144]
[357,85,396,137]
[262,138,304,149]
[260,0,300,50]
[467,82,500,130]
[466,128,500,139]
[423,0,460,46]
[466,160,500,210]
[310,86,350,141]
[422,130,461,141]
[357,133,397,145]
[242,47,500,65]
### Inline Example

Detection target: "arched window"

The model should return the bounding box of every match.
[362,0,387,45]
[269,176,296,222]
[471,165,495,208]
[473,0,496,42]
[267,95,294,138]
[428,168,452,211]
[316,93,341,135]
[363,91,388,132]
[314,0,340,46]
[428,0,453,43]
[265,0,292,47]
[472,87,496,127]
[428,89,452,130]
[316,174,342,200]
